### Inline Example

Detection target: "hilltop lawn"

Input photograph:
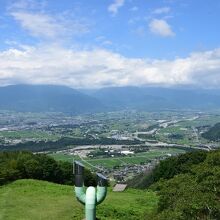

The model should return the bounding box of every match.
[0,179,158,220]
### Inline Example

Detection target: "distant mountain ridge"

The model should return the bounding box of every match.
[1,84,220,113]
[0,84,105,114]
[86,86,220,110]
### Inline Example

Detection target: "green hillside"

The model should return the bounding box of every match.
[128,150,220,219]
[0,179,158,220]
[202,122,220,141]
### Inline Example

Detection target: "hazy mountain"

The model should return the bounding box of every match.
[87,86,169,110]
[1,85,220,113]
[87,86,220,110]
[0,85,105,114]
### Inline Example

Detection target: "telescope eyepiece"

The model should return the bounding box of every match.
[74,161,108,187]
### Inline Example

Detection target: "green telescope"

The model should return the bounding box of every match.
[74,161,108,220]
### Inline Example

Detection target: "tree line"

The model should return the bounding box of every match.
[0,151,96,186]
[0,137,143,152]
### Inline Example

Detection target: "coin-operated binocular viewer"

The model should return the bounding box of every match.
[74,161,108,220]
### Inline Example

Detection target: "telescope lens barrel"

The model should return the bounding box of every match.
[97,173,108,187]
[74,161,84,175]
[74,161,84,187]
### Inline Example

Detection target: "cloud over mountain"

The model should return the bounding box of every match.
[0,44,220,89]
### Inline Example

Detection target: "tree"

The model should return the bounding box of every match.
[152,150,220,220]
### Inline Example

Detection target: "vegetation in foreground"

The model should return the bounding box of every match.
[128,151,208,189]
[1,150,220,219]
[0,179,158,220]
[128,150,220,219]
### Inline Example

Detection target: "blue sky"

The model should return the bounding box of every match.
[0,0,220,88]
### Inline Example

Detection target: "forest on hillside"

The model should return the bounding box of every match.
[202,122,220,141]
[128,150,220,219]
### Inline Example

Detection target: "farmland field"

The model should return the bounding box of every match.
[50,148,185,169]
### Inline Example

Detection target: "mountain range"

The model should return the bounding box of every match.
[0,85,104,114]
[0,84,220,113]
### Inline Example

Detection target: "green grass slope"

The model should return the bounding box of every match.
[0,179,158,220]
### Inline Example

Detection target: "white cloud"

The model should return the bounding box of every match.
[108,0,125,15]
[8,0,44,11]
[152,7,171,14]
[130,6,138,12]
[11,12,64,38]
[8,0,89,40]
[149,19,175,37]
[1,44,220,88]
[10,11,89,39]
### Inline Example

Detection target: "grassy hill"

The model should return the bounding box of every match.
[0,179,158,220]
